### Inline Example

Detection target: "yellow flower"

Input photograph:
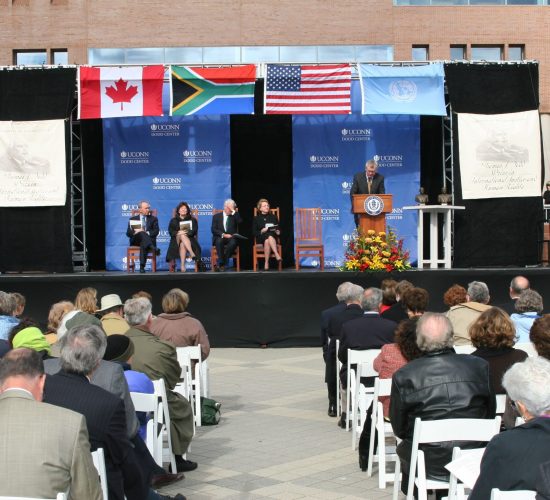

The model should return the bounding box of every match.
[365,238,373,244]
[378,231,386,237]
[367,229,376,235]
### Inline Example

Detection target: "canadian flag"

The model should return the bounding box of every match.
[78,66,164,119]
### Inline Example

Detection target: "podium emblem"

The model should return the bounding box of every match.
[364,196,384,216]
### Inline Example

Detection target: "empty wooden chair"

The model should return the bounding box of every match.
[295,207,324,270]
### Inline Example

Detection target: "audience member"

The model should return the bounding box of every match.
[10,292,25,317]
[45,300,74,344]
[381,280,413,323]
[500,275,530,314]
[97,294,131,335]
[446,280,491,345]
[133,290,154,302]
[321,283,349,413]
[0,291,19,341]
[211,198,243,272]
[469,357,550,499]
[390,313,496,493]
[511,289,543,343]
[357,317,423,470]
[324,283,364,417]
[44,324,183,500]
[380,279,397,314]
[0,348,102,499]
[58,287,102,338]
[125,297,197,473]
[530,314,550,359]
[150,288,210,360]
[338,287,397,427]
[470,307,527,393]
[9,320,51,359]
[401,287,429,317]
[443,284,467,309]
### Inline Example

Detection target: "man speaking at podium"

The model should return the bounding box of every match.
[350,158,385,226]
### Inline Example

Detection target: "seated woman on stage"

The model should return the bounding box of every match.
[166,201,202,272]
[253,198,282,270]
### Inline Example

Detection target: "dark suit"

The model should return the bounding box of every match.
[326,304,364,404]
[470,417,550,499]
[211,211,243,267]
[44,371,150,500]
[350,171,385,225]
[126,213,160,267]
[381,301,409,323]
[338,312,397,385]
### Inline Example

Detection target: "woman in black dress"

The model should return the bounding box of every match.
[166,201,201,272]
[253,198,282,270]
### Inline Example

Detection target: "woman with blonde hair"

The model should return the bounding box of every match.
[252,198,282,270]
[45,300,75,344]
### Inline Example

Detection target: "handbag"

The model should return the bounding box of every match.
[200,396,221,425]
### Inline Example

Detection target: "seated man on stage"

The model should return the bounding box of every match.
[211,198,243,272]
[126,200,160,273]
[350,158,385,226]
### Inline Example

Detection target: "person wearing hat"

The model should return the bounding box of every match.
[8,319,51,359]
[98,294,130,335]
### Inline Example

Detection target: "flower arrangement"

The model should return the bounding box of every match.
[343,228,411,272]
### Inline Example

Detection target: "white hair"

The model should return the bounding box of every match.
[503,357,550,417]
[124,297,152,326]
[416,312,454,352]
[224,199,236,210]
[361,287,382,312]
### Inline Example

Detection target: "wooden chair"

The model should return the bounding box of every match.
[295,207,324,270]
[252,207,282,271]
[127,208,158,273]
[211,209,241,271]
[169,209,199,273]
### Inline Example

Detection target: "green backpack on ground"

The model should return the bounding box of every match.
[200,397,221,425]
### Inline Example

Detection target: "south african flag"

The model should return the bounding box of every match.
[170,65,256,116]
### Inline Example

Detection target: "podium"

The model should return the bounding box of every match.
[352,194,393,235]
[403,204,465,269]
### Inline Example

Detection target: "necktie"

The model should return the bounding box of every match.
[141,215,145,228]
[368,178,372,194]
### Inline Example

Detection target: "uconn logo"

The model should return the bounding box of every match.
[182,150,213,163]
[386,207,404,221]
[309,155,339,169]
[150,123,180,137]
[152,177,182,190]
[121,203,139,216]
[341,180,352,194]
[157,230,170,243]
[373,154,404,168]
[320,208,340,221]
[120,150,150,164]
[189,202,214,216]
[341,128,372,142]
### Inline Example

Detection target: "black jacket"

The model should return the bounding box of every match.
[126,214,160,245]
[470,417,550,499]
[211,211,243,244]
[390,349,496,481]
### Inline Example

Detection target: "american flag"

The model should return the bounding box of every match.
[264,64,351,114]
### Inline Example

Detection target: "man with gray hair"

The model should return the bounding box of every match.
[470,357,550,499]
[325,283,364,417]
[211,198,243,271]
[125,297,197,473]
[338,287,397,426]
[0,290,18,341]
[446,280,491,345]
[390,313,495,494]
[499,274,530,314]
[350,158,385,226]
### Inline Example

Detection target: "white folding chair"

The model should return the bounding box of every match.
[351,362,378,449]
[152,378,178,473]
[446,446,485,500]
[393,416,501,500]
[336,339,342,417]
[130,391,163,466]
[346,349,381,431]
[0,495,67,500]
[367,377,398,489]
[515,342,537,357]
[491,489,536,499]
[176,346,203,427]
[91,447,108,500]
[453,345,475,354]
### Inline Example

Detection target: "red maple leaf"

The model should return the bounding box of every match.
[105,78,139,111]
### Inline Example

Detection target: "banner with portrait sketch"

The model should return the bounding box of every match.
[458,110,541,199]
[0,120,66,207]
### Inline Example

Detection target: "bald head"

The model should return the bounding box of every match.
[510,276,530,299]
[0,348,45,401]
[416,312,454,353]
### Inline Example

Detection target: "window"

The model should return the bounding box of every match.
[471,45,503,61]
[203,46,240,64]
[14,50,47,65]
[450,45,466,60]
[165,47,202,64]
[280,46,318,62]
[242,46,280,63]
[412,45,429,61]
[508,45,525,61]
[51,49,68,65]
[356,45,394,62]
